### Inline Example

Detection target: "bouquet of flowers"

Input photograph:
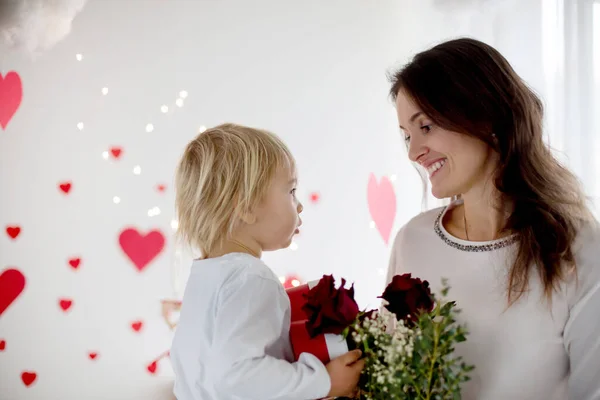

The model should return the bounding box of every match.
[286,274,474,399]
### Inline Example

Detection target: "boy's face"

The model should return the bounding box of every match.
[250,165,303,251]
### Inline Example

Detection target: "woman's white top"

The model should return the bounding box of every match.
[170,252,331,400]
[386,202,600,400]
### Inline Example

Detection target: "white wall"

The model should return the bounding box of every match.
[0,0,555,399]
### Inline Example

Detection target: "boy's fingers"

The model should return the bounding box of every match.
[342,349,362,364]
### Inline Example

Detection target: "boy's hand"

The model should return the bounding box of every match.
[325,349,365,398]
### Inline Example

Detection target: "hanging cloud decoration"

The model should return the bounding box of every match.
[0,0,88,54]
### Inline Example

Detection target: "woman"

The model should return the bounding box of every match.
[385,38,600,399]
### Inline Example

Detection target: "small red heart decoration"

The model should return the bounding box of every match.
[5,225,21,239]
[0,71,23,130]
[147,361,157,374]
[309,192,320,203]
[88,352,98,360]
[0,339,6,350]
[59,181,72,194]
[110,147,123,159]
[118,228,166,272]
[156,184,166,193]
[0,268,26,316]
[131,320,143,332]
[282,274,304,289]
[21,371,37,387]
[59,298,73,312]
[68,258,81,270]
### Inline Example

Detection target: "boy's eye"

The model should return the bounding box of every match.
[291,188,297,195]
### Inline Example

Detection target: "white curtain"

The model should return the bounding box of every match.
[542,0,599,213]
[596,1,600,211]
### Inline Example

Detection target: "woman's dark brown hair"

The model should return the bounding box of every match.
[389,38,592,305]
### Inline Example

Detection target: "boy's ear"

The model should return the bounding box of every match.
[238,210,256,225]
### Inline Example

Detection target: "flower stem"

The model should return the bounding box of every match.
[424,318,440,400]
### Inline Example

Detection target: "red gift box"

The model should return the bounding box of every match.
[286,280,349,364]
[286,280,318,322]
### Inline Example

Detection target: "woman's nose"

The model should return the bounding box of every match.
[407,135,429,162]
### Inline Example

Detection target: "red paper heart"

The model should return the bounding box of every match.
[309,192,320,203]
[0,339,6,350]
[118,228,166,272]
[68,257,81,270]
[21,371,37,387]
[131,320,143,332]
[156,184,166,193]
[88,352,98,360]
[59,298,73,312]
[0,268,26,316]
[59,181,72,194]
[0,71,23,130]
[147,361,157,374]
[110,147,122,159]
[5,225,21,239]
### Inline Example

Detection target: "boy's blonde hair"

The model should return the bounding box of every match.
[175,123,295,257]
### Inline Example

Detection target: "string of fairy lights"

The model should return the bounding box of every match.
[74,52,208,235]
[72,51,389,294]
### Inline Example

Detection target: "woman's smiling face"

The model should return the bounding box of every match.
[395,89,498,199]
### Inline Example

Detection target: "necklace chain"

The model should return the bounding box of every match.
[463,207,470,240]
[230,239,260,258]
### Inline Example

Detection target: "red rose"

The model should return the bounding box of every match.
[302,275,360,337]
[379,273,434,325]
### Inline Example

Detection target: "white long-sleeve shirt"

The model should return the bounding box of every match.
[170,252,331,400]
[386,201,600,400]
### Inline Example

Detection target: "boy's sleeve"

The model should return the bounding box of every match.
[210,272,331,400]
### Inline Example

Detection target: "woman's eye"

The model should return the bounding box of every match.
[404,135,411,143]
[421,124,432,133]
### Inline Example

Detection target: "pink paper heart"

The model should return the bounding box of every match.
[0,71,23,130]
[119,228,165,271]
[367,174,397,244]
